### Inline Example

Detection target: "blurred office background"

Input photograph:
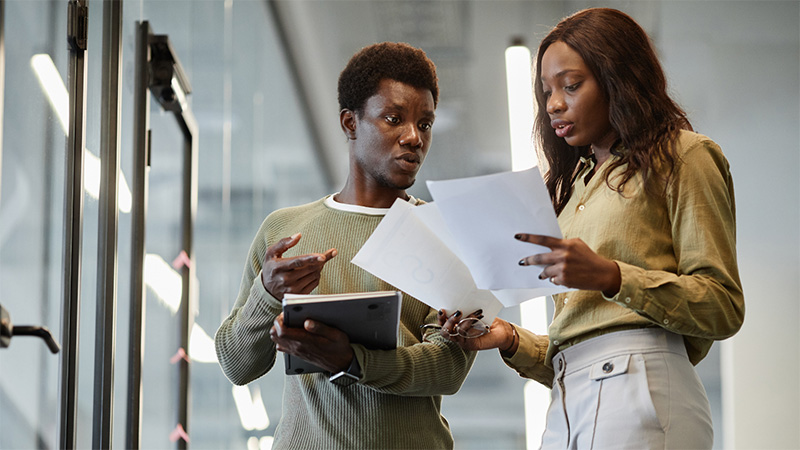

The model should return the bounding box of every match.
[0,1,797,449]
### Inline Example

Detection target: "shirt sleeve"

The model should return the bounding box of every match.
[214,223,281,386]
[604,138,745,340]
[500,325,553,387]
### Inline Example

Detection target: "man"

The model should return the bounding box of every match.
[215,42,475,449]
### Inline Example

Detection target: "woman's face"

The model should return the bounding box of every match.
[540,41,617,152]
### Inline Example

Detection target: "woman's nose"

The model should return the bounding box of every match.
[547,93,565,115]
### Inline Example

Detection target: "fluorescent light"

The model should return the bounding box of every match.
[31,53,133,213]
[232,385,270,431]
[188,323,218,363]
[520,297,549,450]
[144,253,182,313]
[509,40,548,450]
[505,44,538,171]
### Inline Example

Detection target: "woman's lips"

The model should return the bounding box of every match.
[551,120,574,138]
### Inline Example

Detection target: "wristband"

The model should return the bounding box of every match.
[500,324,518,355]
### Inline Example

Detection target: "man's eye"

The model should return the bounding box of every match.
[419,123,432,131]
[386,116,400,124]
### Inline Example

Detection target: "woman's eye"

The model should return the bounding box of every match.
[543,90,552,100]
[565,82,581,92]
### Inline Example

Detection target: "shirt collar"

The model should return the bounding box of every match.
[324,193,418,216]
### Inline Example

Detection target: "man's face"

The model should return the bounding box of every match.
[347,78,435,192]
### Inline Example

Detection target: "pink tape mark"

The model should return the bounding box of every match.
[169,423,190,443]
[172,250,192,270]
[170,347,190,364]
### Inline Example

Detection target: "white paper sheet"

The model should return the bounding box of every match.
[351,200,504,322]
[426,167,564,290]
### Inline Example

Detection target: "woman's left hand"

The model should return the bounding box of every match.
[516,233,621,296]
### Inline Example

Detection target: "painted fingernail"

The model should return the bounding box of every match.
[539,273,545,279]
[474,309,483,316]
[438,310,444,316]
[514,234,523,240]
[519,259,526,266]
[454,310,462,318]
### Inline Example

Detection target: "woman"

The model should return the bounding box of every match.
[439,8,744,449]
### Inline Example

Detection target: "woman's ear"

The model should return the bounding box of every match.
[340,109,357,140]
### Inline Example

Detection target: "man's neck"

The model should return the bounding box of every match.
[335,184,409,209]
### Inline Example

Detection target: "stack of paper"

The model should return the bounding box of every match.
[352,167,570,323]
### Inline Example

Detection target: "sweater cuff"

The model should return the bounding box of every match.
[244,270,282,317]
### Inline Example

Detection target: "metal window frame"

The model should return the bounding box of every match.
[58,1,89,448]
[92,0,123,448]
[126,20,197,450]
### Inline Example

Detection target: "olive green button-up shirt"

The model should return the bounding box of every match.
[506,130,745,386]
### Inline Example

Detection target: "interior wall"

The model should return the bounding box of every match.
[658,2,799,448]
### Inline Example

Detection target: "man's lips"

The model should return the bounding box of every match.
[551,119,574,138]
[396,153,421,171]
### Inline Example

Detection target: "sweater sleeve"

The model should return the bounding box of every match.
[214,221,280,385]
[604,138,745,341]
[355,307,476,397]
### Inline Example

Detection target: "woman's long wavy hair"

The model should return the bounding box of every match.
[534,8,691,215]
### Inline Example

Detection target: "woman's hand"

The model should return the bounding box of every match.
[435,310,518,354]
[515,233,621,296]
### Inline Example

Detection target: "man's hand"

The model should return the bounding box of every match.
[261,233,337,300]
[270,313,355,373]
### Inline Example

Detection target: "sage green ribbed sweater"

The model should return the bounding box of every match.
[215,196,475,449]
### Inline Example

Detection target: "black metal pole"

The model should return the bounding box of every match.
[58,1,88,448]
[92,0,123,448]
[125,20,150,450]
[176,111,197,450]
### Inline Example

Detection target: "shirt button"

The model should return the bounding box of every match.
[563,298,569,304]
[663,319,670,325]
[624,297,631,304]
[602,362,614,373]
[553,340,560,346]
[578,204,585,211]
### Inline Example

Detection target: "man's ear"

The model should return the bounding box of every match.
[340,109,357,140]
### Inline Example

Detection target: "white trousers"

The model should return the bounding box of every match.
[540,328,713,450]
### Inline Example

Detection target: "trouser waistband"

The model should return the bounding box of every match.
[552,328,687,377]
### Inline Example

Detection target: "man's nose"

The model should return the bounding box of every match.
[399,125,423,148]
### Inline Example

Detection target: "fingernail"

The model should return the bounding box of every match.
[514,234,523,240]
[454,310,462,318]
[437,310,444,316]
[474,309,483,316]
[519,259,526,266]
[539,273,545,279]
[477,314,484,320]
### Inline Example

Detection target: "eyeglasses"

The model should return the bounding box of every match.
[420,317,490,338]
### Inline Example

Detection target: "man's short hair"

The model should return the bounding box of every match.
[337,42,439,114]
